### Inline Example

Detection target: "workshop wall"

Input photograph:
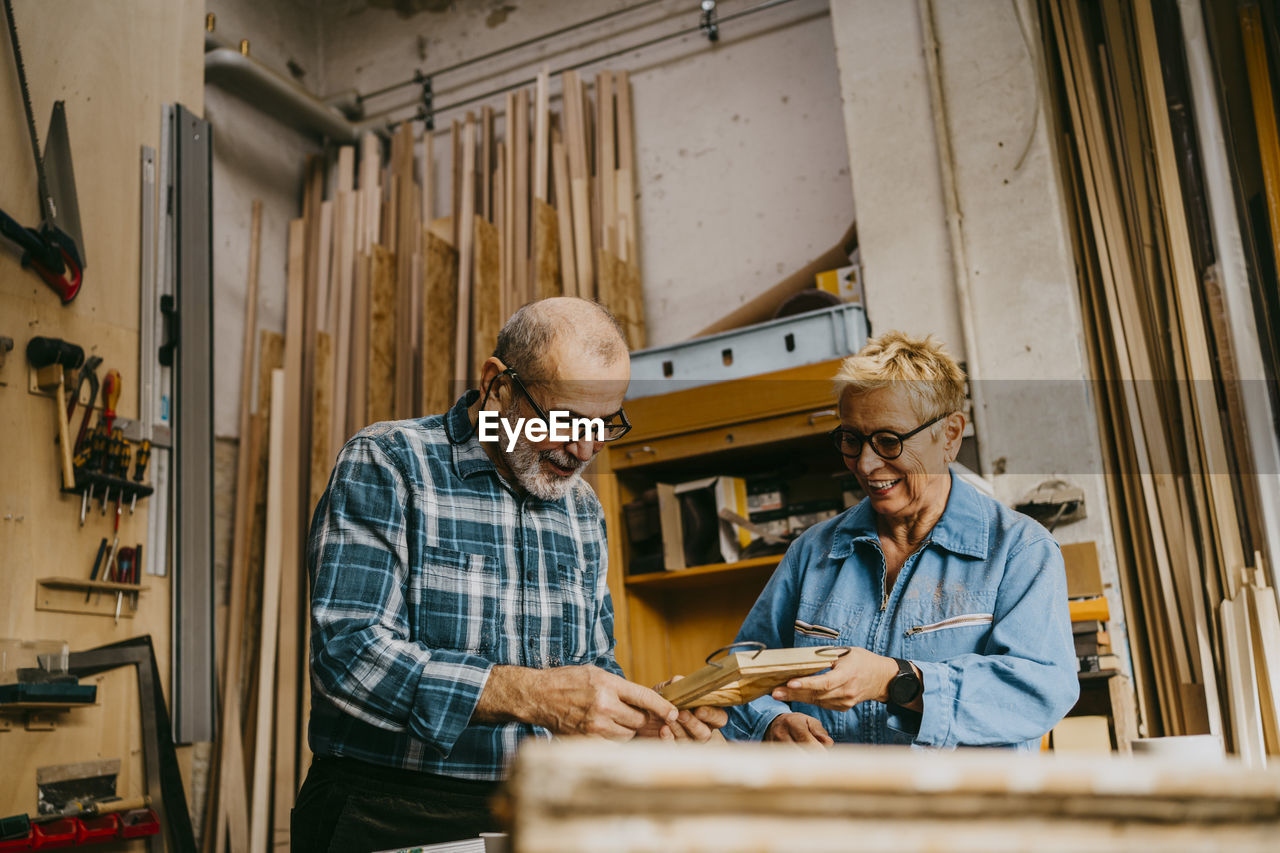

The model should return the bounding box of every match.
[0,0,204,826]
[831,0,1129,667]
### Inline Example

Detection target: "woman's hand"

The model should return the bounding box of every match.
[765,712,833,746]
[770,646,898,711]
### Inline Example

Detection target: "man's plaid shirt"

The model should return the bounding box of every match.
[306,390,622,780]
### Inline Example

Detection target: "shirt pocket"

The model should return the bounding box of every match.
[411,547,498,654]
[792,598,864,648]
[903,610,994,660]
[556,564,595,665]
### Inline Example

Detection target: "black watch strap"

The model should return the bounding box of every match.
[889,657,923,706]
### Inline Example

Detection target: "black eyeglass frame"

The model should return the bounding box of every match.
[481,366,633,442]
[829,412,950,461]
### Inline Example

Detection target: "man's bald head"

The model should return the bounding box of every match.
[493,297,629,382]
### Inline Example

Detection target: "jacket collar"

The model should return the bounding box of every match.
[445,390,497,480]
[827,471,989,560]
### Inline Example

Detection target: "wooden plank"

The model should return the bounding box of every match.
[533,198,561,301]
[1244,573,1280,754]
[330,190,356,455]
[534,66,550,203]
[562,71,594,296]
[421,128,434,225]
[213,198,262,853]
[473,217,502,377]
[514,88,531,304]
[621,258,645,350]
[552,129,577,297]
[314,200,334,335]
[368,245,397,423]
[616,70,639,263]
[481,106,493,222]
[422,228,460,415]
[1221,594,1266,762]
[504,93,517,317]
[348,252,371,433]
[394,122,420,420]
[495,140,507,319]
[273,217,307,849]
[248,368,286,853]
[309,331,333,513]
[455,116,477,388]
[452,119,463,252]
[337,145,355,194]
[598,71,617,256]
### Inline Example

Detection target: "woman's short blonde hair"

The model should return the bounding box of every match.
[834,331,966,421]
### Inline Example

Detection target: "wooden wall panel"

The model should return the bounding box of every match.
[0,0,205,831]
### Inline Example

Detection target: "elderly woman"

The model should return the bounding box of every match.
[724,331,1078,749]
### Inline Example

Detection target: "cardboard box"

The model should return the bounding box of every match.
[815,254,864,305]
[657,476,750,570]
[1062,541,1103,599]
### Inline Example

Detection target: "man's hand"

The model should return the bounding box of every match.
[640,674,728,742]
[475,665,678,740]
[769,646,899,711]
[765,712,833,746]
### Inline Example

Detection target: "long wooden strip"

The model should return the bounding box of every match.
[563,71,594,295]
[481,106,493,223]
[314,200,334,335]
[422,228,460,414]
[552,130,577,297]
[273,217,307,849]
[514,88,531,304]
[616,70,639,263]
[495,140,508,319]
[473,217,502,375]
[455,116,477,387]
[452,119,463,251]
[309,331,333,513]
[248,368,286,853]
[534,67,550,202]
[504,94,516,317]
[598,71,617,257]
[368,245,397,423]
[331,190,355,454]
[348,253,370,433]
[214,198,262,853]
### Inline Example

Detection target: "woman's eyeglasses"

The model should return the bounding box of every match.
[829,412,948,461]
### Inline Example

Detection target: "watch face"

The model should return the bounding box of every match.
[890,663,921,705]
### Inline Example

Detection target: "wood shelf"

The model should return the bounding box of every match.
[38,577,148,593]
[625,555,783,591]
[0,701,96,711]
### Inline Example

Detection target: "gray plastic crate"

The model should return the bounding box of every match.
[627,303,868,399]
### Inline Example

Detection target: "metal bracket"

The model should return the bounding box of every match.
[416,70,434,131]
[700,0,719,43]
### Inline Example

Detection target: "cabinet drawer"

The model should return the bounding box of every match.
[609,406,842,470]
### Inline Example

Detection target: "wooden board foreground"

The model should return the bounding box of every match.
[658,646,844,709]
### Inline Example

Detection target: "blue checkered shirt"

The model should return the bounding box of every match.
[306,391,622,780]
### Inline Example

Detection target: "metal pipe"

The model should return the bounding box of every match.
[204,47,360,143]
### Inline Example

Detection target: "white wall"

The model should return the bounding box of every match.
[207,2,324,438]
[318,0,855,347]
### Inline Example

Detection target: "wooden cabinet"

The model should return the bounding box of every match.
[594,358,851,687]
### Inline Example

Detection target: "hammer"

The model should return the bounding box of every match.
[26,336,85,490]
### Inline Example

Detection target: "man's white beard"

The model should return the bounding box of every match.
[505,440,586,500]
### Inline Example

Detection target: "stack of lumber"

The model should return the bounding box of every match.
[505,740,1280,852]
[1043,0,1280,761]
[203,65,651,853]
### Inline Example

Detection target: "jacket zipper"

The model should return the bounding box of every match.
[905,613,994,636]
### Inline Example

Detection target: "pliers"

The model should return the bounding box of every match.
[0,205,82,303]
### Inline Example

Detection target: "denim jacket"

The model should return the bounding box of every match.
[724,474,1079,749]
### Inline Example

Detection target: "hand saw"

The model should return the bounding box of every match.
[0,0,85,303]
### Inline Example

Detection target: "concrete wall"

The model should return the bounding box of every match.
[830,0,1128,670]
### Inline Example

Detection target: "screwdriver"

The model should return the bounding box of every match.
[129,439,150,514]
[99,370,120,515]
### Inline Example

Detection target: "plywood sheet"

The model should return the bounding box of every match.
[421,230,460,417]
[368,246,397,424]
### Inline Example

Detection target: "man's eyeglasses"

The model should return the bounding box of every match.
[829,412,949,461]
[483,366,633,442]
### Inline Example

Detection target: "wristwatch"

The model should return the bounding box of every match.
[888,658,923,706]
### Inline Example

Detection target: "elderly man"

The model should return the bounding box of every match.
[292,298,724,852]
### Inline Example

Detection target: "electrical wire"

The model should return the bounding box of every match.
[373,0,804,130]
